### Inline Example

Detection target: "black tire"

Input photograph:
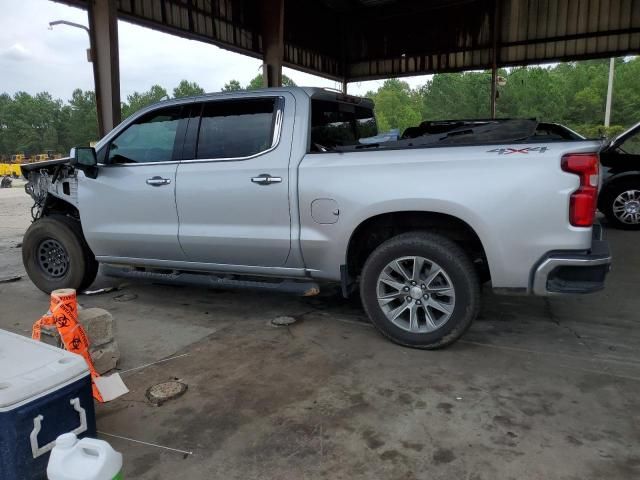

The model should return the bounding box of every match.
[62,216,100,291]
[22,215,98,293]
[600,180,640,230]
[360,232,480,349]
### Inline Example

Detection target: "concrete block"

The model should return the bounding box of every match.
[90,340,120,374]
[79,308,114,347]
[40,324,62,348]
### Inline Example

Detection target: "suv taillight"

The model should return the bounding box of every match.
[561,153,599,227]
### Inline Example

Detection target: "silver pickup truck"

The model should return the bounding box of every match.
[21,87,611,349]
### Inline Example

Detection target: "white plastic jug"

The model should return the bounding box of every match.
[47,432,123,480]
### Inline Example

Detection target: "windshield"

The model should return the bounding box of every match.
[310,99,377,149]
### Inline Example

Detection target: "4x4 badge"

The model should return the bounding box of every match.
[488,146,549,155]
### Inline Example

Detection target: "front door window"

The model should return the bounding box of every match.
[108,107,184,164]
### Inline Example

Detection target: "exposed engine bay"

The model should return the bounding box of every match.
[21,158,78,220]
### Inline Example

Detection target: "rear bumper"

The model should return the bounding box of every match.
[531,225,612,295]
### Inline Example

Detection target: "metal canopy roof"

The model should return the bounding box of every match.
[56,0,640,81]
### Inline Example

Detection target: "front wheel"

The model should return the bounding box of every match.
[22,215,98,293]
[360,232,480,349]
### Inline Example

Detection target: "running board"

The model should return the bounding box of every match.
[101,265,320,296]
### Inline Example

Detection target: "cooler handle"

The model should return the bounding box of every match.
[30,397,88,458]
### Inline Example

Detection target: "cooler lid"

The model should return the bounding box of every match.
[0,329,89,408]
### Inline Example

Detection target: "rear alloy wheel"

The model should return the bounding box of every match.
[376,256,456,333]
[360,232,480,349]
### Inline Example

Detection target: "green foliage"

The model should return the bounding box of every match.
[246,75,265,90]
[573,124,627,140]
[282,75,297,87]
[122,85,169,119]
[366,79,421,133]
[0,59,638,159]
[497,67,566,120]
[173,80,205,98]
[609,58,640,128]
[245,73,296,90]
[1,91,65,155]
[222,80,242,92]
[65,89,98,148]
[418,72,492,120]
[0,93,13,156]
[363,57,639,138]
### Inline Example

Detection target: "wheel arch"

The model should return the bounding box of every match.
[345,211,490,285]
[40,198,94,257]
[41,195,80,220]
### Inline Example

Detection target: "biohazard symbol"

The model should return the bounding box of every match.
[55,315,69,328]
[70,335,82,351]
[31,289,104,402]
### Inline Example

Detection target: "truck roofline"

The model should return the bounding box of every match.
[144,86,373,109]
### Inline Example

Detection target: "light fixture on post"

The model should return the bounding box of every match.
[49,20,92,62]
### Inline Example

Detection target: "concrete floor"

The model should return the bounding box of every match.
[1,186,639,479]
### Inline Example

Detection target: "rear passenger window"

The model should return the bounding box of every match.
[196,99,277,159]
[310,99,377,149]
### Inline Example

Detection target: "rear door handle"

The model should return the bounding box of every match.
[251,174,282,185]
[146,176,171,186]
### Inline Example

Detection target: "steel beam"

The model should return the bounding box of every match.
[88,0,121,136]
[261,0,284,87]
[490,0,498,119]
[604,58,615,127]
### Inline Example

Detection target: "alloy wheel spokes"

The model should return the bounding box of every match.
[411,256,425,282]
[425,296,453,315]
[408,303,420,331]
[389,260,412,282]
[613,190,640,224]
[378,290,405,306]
[376,256,456,333]
[379,272,406,292]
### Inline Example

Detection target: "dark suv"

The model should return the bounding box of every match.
[599,122,640,229]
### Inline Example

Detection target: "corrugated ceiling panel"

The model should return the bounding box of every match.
[53,0,640,81]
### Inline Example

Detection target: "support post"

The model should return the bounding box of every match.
[604,57,615,127]
[88,0,121,137]
[491,65,497,119]
[341,79,348,94]
[490,0,499,119]
[261,0,284,88]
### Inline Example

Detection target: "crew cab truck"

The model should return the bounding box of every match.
[21,87,612,349]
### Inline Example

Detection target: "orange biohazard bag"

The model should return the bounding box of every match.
[32,288,103,402]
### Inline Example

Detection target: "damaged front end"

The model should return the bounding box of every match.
[21,158,79,220]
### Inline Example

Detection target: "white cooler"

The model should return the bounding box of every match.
[0,329,97,479]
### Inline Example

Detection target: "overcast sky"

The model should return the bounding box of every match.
[0,0,429,102]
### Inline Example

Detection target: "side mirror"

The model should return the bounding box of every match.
[70,147,98,179]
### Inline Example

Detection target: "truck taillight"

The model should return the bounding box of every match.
[561,153,599,227]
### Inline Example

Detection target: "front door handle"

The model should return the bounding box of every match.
[146,176,171,186]
[251,174,282,185]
